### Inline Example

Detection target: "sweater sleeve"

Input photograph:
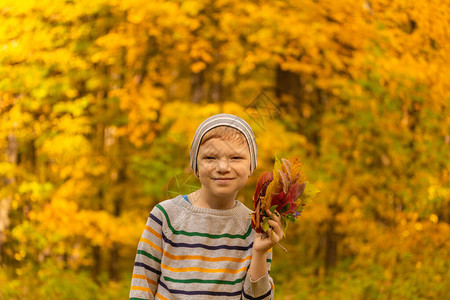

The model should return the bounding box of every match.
[242,250,274,299]
[129,206,164,299]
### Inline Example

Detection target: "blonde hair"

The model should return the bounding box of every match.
[200,126,247,146]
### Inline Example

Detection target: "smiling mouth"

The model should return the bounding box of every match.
[214,178,234,180]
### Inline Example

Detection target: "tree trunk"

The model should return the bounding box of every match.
[0,132,18,263]
[108,195,123,281]
[109,146,127,281]
[210,78,222,102]
[325,220,337,272]
[275,65,303,102]
[191,70,205,103]
[311,88,327,156]
[325,201,342,273]
[92,245,102,282]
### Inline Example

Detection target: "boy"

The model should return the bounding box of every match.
[129,113,284,299]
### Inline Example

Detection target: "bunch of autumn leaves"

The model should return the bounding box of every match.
[251,157,319,247]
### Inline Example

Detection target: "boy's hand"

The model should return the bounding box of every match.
[248,210,284,281]
[253,209,284,254]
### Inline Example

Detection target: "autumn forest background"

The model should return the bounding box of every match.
[1,0,449,299]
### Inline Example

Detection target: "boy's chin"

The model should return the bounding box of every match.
[209,188,239,198]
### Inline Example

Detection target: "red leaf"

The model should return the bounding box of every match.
[277,169,289,194]
[253,171,273,203]
[252,199,263,233]
[252,171,273,232]
[270,191,286,207]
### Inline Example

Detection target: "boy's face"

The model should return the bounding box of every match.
[196,137,251,200]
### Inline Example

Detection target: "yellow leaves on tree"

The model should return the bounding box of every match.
[27,195,139,268]
[1,0,449,298]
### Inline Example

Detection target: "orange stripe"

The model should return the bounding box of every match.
[140,237,162,253]
[130,286,152,293]
[163,251,252,263]
[156,291,170,300]
[145,226,162,239]
[161,263,247,274]
[132,274,158,286]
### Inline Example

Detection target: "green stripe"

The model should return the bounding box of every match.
[130,298,147,300]
[156,204,252,239]
[163,276,245,285]
[137,250,161,264]
[267,258,272,263]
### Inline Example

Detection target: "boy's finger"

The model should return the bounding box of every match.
[267,227,281,243]
[266,209,281,220]
[267,212,282,228]
[268,219,284,238]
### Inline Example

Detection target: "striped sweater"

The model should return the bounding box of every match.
[129,195,274,300]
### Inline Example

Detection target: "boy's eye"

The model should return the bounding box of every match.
[232,156,243,160]
[204,156,215,160]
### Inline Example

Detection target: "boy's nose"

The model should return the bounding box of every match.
[217,158,231,172]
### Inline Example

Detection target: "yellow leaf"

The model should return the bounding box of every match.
[190,61,206,73]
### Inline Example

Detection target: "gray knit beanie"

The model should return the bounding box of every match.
[190,114,258,175]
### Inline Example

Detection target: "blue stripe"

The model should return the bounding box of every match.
[162,232,253,251]
[134,262,161,276]
[182,194,191,203]
[243,288,272,300]
[149,213,162,226]
[159,279,242,297]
